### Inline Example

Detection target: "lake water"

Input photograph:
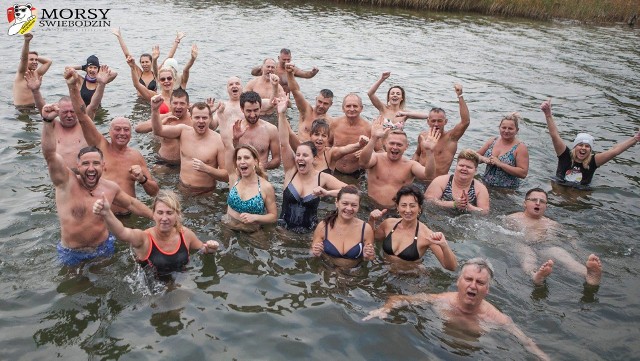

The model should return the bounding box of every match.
[1,0,639,359]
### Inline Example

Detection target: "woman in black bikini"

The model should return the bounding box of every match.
[112,27,158,93]
[369,185,457,271]
[276,97,346,233]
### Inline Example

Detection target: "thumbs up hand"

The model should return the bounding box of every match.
[93,192,111,216]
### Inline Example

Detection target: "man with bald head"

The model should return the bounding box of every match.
[245,58,285,115]
[250,48,319,93]
[329,93,371,178]
[65,66,159,216]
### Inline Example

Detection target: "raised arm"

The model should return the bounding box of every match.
[151,45,159,78]
[36,56,53,76]
[130,158,159,197]
[17,34,32,74]
[150,95,183,138]
[264,125,282,170]
[180,43,197,89]
[286,63,311,119]
[448,84,470,141]
[594,130,640,167]
[111,27,142,75]
[427,232,457,271]
[127,56,156,101]
[93,193,147,247]
[359,121,387,169]
[416,128,439,181]
[162,32,185,66]
[368,210,389,241]
[367,72,390,114]
[88,65,118,120]
[24,69,45,112]
[250,64,262,77]
[398,110,430,119]
[277,97,296,172]
[64,68,107,149]
[221,112,243,184]
[329,135,368,167]
[540,99,566,156]
[41,104,69,187]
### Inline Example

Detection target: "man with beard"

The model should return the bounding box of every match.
[285,63,333,141]
[41,103,153,266]
[151,95,227,194]
[13,33,52,109]
[506,188,602,287]
[135,88,192,166]
[245,58,285,115]
[65,66,159,216]
[359,122,438,209]
[406,84,470,179]
[364,258,550,361]
[329,93,371,178]
[250,48,319,94]
[232,91,281,170]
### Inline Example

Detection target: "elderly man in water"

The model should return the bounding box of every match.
[506,188,603,286]
[364,257,550,361]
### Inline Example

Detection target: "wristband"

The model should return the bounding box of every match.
[139,175,148,184]
[42,117,53,123]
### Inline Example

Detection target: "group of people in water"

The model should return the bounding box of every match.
[13,30,640,360]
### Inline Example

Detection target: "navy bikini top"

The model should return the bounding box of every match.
[322,222,365,259]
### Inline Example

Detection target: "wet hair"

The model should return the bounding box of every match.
[500,112,521,130]
[170,87,189,103]
[240,91,262,109]
[280,48,291,56]
[393,185,424,208]
[139,53,152,63]
[77,146,103,160]
[525,187,547,200]
[310,119,330,137]
[323,185,360,228]
[457,149,479,168]
[28,51,38,56]
[152,190,183,231]
[429,107,447,118]
[462,257,495,283]
[569,148,593,170]
[234,144,268,180]
[386,85,406,109]
[190,102,211,115]
[298,141,318,157]
[319,89,334,99]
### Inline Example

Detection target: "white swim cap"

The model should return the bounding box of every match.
[572,133,594,149]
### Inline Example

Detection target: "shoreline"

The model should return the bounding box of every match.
[334,0,639,25]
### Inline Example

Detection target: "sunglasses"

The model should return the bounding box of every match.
[160,76,173,82]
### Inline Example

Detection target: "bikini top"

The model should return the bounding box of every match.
[139,76,158,92]
[319,150,332,174]
[323,222,365,259]
[228,178,266,215]
[382,220,421,261]
[441,174,478,206]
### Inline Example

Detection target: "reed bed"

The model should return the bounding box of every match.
[335,0,639,24]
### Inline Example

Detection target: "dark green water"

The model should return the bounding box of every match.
[0,0,638,359]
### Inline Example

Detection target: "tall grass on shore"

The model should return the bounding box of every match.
[335,0,639,24]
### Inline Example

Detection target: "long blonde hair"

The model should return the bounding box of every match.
[570,148,593,170]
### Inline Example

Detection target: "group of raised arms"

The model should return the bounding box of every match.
[14,30,640,361]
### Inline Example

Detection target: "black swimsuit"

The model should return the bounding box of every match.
[80,78,96,106]
[382,221,421,261]
[138,230,190,278]
[278,172,321,233]
[139,77,157,91]
[320,151,332,174]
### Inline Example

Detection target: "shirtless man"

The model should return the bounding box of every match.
[213,76,245,127]
[135,88,192,165]
[65,66,159,216]
[506,188,603,286]
[408,84,470,179]
[250,48,319,93]
[359,121,438,209]
[329,93,371,178]
[41,104,153,266]
[245,58,285,114]
[151,95,227,193]
[13,33,52,109]
[364,258,550,361]
[232,91,281,170]
[285,63,334,141]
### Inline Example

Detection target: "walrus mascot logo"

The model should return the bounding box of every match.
[7,3,37,35]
